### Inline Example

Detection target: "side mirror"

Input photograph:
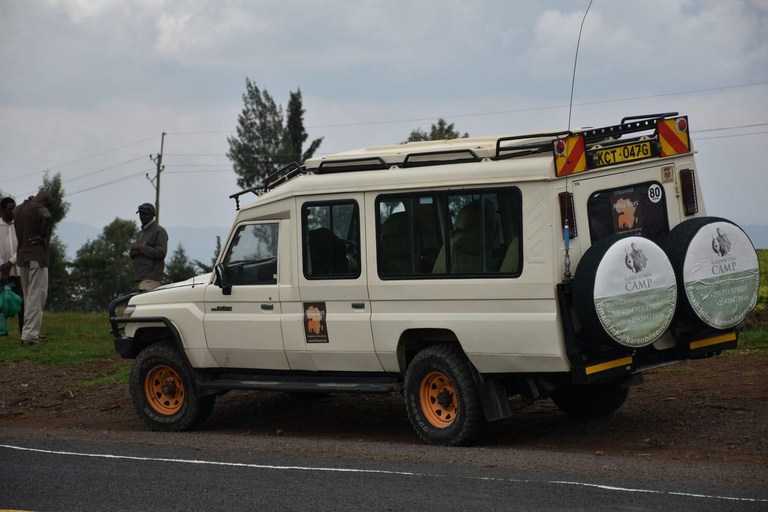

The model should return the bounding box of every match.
[214,263,232,296]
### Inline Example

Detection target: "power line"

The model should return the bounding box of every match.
[65,168,155,197]
[695,130,768,141]
[0,134,160,185]
[693,122,768,134]
[165,170,232,174]
[161,80,768,135]
[61,155,149,185]
[11,124,766,199]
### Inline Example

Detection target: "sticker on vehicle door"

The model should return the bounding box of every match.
[304,302,329,343]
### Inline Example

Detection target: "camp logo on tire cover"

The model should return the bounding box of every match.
[683,222,760,329]
[593,237,677,347]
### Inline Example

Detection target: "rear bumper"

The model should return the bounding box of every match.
[571,331,738,384]
[557,282,739,385]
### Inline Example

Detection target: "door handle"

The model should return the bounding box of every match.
[351,302,365,310]
[261,303,274,311]
[211,306,232,312]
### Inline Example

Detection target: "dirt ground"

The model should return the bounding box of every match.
[1,354,766,467]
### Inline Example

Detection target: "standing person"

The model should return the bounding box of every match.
[0,197,24,337]
[14,190,52,345]
[130,203,168,291]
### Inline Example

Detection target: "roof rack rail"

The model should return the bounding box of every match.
[495,131,571,160]
[402,149,480,168]
[228,161,306,210]
[229,186,265,211]
[620,112,678,124]
[264,161,305,190]
[582,112,679,143]
[317,157,388,174]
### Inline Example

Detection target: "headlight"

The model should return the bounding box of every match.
[123,305,136,317]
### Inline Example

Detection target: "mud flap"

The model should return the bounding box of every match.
[468,363,512,422]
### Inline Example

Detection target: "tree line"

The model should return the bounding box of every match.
[3,78,467,312]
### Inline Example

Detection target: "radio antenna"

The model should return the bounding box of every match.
[563,0,593,281]
[567,0,594,132]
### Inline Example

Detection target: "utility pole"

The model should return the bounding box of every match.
[147,132,166,224]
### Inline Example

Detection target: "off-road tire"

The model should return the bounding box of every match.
[129,341,215,431]
[404,344,484,446]
[551,381,629,419]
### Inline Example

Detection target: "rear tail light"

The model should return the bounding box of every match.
[554,139,567,156]
[558,192,577,239]
[679,169,698,216]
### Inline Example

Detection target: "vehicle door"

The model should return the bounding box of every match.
[571,164,681,247]
[295,194,383,371]
[204,220,289,369]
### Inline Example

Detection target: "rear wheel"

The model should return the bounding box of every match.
[551,381,629,419]
[130,342,215,431]
[404,344,484,446]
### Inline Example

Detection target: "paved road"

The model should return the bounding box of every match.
[1,433,765,511]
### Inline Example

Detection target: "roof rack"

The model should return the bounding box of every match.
[228,112,688,209]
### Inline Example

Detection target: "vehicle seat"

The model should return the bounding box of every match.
[499,236,520,274]
[307,227,347,276]
[449,199,500,273]
[380,212,417,275]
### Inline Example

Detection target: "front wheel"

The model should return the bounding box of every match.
[404,344,484,446]
[129,342,215,431]
[551,381,629,419]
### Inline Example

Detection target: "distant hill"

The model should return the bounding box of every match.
[56,221,229,266]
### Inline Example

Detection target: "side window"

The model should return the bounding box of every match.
[302,201,361,279]
[376,188,522,278]
[378,196,445,276]
[222,223,279,285]
[587,181,669,244]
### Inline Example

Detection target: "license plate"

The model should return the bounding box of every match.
[593,142,653,167]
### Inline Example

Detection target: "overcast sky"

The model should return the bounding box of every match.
[1,0,767,239]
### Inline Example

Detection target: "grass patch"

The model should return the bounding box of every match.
[0,312,115,365]
[80,362,131,387]
[758,249,768,308]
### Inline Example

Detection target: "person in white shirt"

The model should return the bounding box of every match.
[0,197,24,337]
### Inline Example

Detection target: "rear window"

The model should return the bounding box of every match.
[587,181,669,244]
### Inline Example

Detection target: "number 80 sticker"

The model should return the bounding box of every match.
[648,183,663,204]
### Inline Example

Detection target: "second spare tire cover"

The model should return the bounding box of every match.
[663,217,760,329]
[575,235,678,348]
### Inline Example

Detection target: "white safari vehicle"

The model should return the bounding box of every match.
[111,112,760,445]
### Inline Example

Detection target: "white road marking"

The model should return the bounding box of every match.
[1,443,765,503]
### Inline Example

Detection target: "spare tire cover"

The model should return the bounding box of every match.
[663,217,760,329]
[575,235,677,348]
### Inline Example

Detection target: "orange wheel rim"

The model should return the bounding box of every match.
[419,371,458,428]
[144,364,185,415]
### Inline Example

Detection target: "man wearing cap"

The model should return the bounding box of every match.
[130,203,168,291]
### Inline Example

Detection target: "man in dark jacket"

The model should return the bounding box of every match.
[14,190,52,345]
[130,203,168,291]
